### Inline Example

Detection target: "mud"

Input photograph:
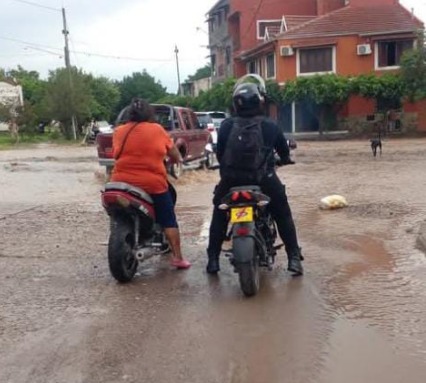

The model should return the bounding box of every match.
[1,139,426,383]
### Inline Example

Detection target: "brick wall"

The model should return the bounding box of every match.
[316,0,346,15]
[230,0,317,54]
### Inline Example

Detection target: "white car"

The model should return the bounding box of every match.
[195,111,228,145]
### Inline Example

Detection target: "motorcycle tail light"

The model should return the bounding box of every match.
[231,192,240,201]
[241,191,252,200]
[236,227,250,236]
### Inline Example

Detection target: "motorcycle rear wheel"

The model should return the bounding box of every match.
[108,219,138,283]
[238,260,260,297]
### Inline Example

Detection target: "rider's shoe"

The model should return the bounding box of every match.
[287,247,304,276]
[170,258,192,269]
[206,255,220,274]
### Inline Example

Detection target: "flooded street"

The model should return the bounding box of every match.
[1,140,426,383]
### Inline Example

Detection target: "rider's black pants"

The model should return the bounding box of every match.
[206,172,300,258]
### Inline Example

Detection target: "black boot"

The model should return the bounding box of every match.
[206,253,220,274]
[287,248,304,276]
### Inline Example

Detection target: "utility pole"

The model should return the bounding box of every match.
[174,45,182,96]
[62,7,77,140]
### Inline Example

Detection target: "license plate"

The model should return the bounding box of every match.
[230,207,253,223]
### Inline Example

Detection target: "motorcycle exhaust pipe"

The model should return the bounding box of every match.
[135,248,156,262]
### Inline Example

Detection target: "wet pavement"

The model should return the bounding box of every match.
[1,139,426,383]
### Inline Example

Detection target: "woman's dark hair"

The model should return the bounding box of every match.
[128,98,155,122]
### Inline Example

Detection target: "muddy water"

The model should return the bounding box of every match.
[1,140,426,383]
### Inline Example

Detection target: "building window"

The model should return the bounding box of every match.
[376,40,413,69]
[257,59,263,76]
[247,60,256,74]
[298,46,335,75]
[225,46,231,65]
[265,53,275,78]
[217,11,222,26]
[211,54,216,76]
[209,17,217,32]
[257,20,282,40]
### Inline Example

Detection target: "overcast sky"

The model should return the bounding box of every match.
[0,0,425,92]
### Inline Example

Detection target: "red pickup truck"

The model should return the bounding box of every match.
[96,104,210,178]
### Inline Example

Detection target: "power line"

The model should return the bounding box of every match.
[11,0,61,12]
[24,45,63,58]
[0,35,61,51]
[0,35,199,62]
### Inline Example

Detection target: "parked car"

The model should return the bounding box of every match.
[195,111,228,168]
[96,104,210,179]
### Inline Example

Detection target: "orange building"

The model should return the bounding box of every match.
[207,0,322,83]
[235,1,425,134]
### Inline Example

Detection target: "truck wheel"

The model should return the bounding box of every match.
[170,162,183,179]
[206,151,216,169]
[108,219,137,283]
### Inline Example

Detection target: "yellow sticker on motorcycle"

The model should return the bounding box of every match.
[230,207,253,223]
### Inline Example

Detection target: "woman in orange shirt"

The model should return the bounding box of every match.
[111,98,191,269]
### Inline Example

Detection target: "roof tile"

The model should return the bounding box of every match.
[278,4,423,40]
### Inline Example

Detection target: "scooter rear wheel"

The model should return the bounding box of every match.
[108,219,138,283]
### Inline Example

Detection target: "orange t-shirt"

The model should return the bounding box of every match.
[111,122,173,194]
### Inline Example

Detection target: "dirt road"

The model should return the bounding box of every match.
[1,140,425,383]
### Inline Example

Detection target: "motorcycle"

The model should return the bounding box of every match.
[101,182,174,282]
[219,185,283,297]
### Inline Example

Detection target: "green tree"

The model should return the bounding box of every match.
[282,75,351,132]
[187,64,211,82]
[87,75,120,122]
[400,43,426,101]
[117,70,167,111]
[44,67,94,138]
[7,66,47,107]
[350,74,404,111]
[197,77,236,111]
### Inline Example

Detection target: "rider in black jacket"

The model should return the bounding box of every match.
[206,75,304,276]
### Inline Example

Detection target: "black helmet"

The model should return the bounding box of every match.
[232,74,266,117]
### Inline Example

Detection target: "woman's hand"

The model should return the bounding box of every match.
[167,145,183,164]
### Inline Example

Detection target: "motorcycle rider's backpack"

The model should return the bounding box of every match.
[221,117,268,184]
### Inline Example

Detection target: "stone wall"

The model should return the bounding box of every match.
[338,111,420,137]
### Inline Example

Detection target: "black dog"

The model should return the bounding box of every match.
[370,135,382,157]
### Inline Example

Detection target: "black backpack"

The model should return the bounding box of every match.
[221,117,268,184]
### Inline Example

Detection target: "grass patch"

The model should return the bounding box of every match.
[0,132,75,150]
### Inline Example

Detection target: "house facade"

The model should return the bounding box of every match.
[236,0,425,134]
[207,0,333,83]
[0,80,24,131]
[182,77,212,97]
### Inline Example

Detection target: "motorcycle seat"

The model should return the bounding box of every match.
[230,185,261,193]
[104,182,153,204]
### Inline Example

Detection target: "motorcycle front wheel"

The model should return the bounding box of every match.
[108,219,138,283]
[238,259,260,297]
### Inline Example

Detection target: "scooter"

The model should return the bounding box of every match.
[101,182,174,282]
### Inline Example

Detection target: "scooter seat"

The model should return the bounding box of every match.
[104,182,153,204]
